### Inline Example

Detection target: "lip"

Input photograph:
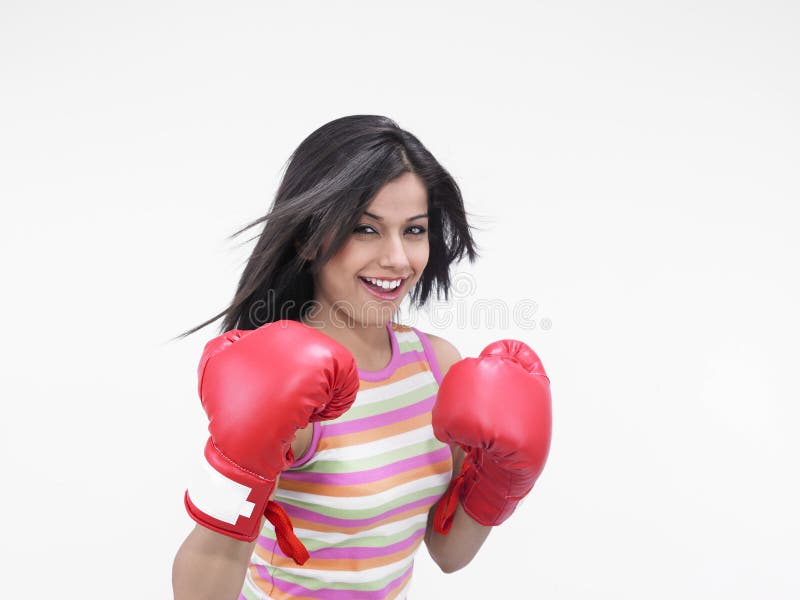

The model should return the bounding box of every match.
[358,276,407,301]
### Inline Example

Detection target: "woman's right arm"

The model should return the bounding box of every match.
[172,521,259,600]
[173,422,313,599]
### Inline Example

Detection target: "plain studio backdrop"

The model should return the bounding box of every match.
[1,1,798,598]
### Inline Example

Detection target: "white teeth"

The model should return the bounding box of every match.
[365,277,401,290]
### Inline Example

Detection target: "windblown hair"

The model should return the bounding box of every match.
[176,115,478,339]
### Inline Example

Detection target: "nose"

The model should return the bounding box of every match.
[378,232,411,271]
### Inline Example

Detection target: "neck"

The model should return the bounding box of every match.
[300,301,393,357]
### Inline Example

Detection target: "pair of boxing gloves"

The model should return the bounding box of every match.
[184,320,552,565]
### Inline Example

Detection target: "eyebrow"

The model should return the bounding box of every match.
[363,211,429,222]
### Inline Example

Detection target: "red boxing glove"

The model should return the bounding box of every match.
[184,320,359,564]
[431,340,552,532]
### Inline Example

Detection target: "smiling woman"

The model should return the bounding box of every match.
[175,116,476,339]
[309,172,431,336]
[170,115,538,600]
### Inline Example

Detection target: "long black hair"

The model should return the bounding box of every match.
[175,115,478,339]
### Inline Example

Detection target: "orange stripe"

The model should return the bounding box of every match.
[318,411,433,451]
[260,567,414,600]
[249,541,419,597]
[357,360,430,390]
[251,573,317,600]
[386,569,414,599]
[278,458,451,497]
[245,565,318,600]
[273,502,432,536]
[267,537,424,572]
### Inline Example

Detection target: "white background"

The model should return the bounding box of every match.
[1,1,798,598]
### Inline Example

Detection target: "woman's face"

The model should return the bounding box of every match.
[311,171,430,328]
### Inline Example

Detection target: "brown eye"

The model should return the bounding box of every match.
[353,225,377,235]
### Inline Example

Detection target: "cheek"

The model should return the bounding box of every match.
[329,241,363,273]
[318,251,361,292]
[414,242,430,268]
[315,259,345,294]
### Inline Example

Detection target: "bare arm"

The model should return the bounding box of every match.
[173,424,312,599]
[172,522,258,600]
[423,334,492,573]
[424,445,492,573]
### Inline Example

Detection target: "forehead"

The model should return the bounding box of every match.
[366,172,428,217]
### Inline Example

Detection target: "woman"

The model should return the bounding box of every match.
[172,115,551,599]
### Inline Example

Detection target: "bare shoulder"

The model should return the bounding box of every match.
[422,332,462,378]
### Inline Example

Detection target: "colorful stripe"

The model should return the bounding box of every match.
[242,322,451,599]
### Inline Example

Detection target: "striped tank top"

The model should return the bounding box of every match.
[239,322,453,600]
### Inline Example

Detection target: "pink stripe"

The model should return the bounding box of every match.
[270,563,412,599]
[254,563,271,584]
[414,327,443,385]
[270,527,425,561]
[261,494,442,530]
[357,321,401,381]
[358,348,426,382]
[280,445,451,486]
[290,420,320,468]
[322,394,435,438]
[251,538,279,592]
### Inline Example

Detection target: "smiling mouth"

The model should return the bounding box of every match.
[359,276,405,290]
[358,276,407,297]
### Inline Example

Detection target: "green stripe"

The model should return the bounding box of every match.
[308,439,442,474]
[329,382,437,423]
[398,339,423,353]
[271,561,412,592]
[261,520,425,551]
[241,578,267,600]
[275,481,449,520]
[242,564,277,599]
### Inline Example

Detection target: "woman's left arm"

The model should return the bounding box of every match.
[423,334,492,573]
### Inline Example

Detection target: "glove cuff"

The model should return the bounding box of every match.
[184,438,275,541]
[459,451,536,526]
